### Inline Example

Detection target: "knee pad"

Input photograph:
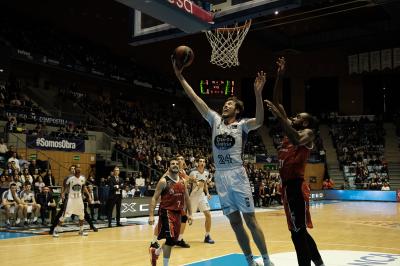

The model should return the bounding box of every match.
[181,215,188,223]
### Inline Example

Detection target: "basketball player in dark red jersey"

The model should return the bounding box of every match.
[148,158,192,266]
[149,155,191,249]
[264,57,325,266]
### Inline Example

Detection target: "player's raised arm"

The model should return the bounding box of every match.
[273,57,285,106]
[246,71,267,130]
[148,177,166,225]
[172,57,210,118]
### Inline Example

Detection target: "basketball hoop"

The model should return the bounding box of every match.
[205,20,251,68]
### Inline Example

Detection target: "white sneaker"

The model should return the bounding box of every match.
[33,217,38,222]
[16,218,21,224]
[53,230,60,237]
[79,231,88,236]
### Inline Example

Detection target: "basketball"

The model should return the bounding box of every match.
[172,45,194,69]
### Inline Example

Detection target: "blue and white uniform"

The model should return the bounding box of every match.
[205,110,258,215]
[189,169,210,213]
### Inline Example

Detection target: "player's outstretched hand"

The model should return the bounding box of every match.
[148,216,155,225]
[254,71,267,94]
[264,99,282,119]
[276,57,286,75]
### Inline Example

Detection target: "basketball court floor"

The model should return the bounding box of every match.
[0,201,398,266]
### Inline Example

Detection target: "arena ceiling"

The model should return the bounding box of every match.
[3,0,400,61]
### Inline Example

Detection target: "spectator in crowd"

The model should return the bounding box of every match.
[0,138,8,156]
[29,159,40,175]
[34,175,45,194]
[322,178,335,190]
[8,152,20,172]
[97,176,110,220]
[136,172,146,197]
[381,182,390,191]
[43,169,56,187]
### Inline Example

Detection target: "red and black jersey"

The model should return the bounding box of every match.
[278,136,311,183]
[159,176,186,211]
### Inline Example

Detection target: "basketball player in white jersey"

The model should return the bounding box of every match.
[173,60,273,266]
[189,157,214,244]
[53,166,92,237]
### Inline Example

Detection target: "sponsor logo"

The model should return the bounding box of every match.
[168,0,193,14]
[35,138,76,149]
[261,250,400,266]
[214,134,235,150]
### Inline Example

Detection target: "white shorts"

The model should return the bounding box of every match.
[62,198,84,220]
[214,167,254,216]
[190,191,210,213]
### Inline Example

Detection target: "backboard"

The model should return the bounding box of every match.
[118,0,301,46]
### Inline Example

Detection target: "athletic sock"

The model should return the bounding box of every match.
[262,254,271,265]
[205,232,210,237]
[178,234,183,241]
[155,247,162,256]
[163,258,169,266]
[152,235,158,243]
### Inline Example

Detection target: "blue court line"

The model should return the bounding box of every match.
[185,253,261,266]
[0,232,36,240]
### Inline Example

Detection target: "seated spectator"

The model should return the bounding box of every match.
[19,182,41,225]
[1,183,24,226]
[0,138,8,156]
[8,152,20,171]
[136,172,146,198]
[21,168,33,185]
[36,186,56,225]
[322,178,335,190]
[34,175,45,193]
[381,182,390,191]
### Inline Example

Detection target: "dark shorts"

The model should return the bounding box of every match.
[282,179,313,231]
[157,208,181,246]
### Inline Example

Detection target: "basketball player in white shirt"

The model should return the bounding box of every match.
[53,166,92,237]
[173,59,273,266]
[189,157,214,244]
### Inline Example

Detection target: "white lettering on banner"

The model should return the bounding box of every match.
[35,138,77,149]
[121,203,154,213]
[168,0,193,14]
[139,204,149,212]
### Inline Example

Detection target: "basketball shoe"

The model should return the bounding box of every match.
[149,242,160,266]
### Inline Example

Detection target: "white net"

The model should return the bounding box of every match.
[205,20,251,68]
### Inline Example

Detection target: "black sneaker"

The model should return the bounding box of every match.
[150,241,160,249]
[176,239,190,248]
[204,235,215,244]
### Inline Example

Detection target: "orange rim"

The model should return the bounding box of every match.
[215,20,252,33]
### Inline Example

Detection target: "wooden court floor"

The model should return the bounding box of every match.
[0,201,399,266]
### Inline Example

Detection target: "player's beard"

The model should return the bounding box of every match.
[170,165,179,174]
